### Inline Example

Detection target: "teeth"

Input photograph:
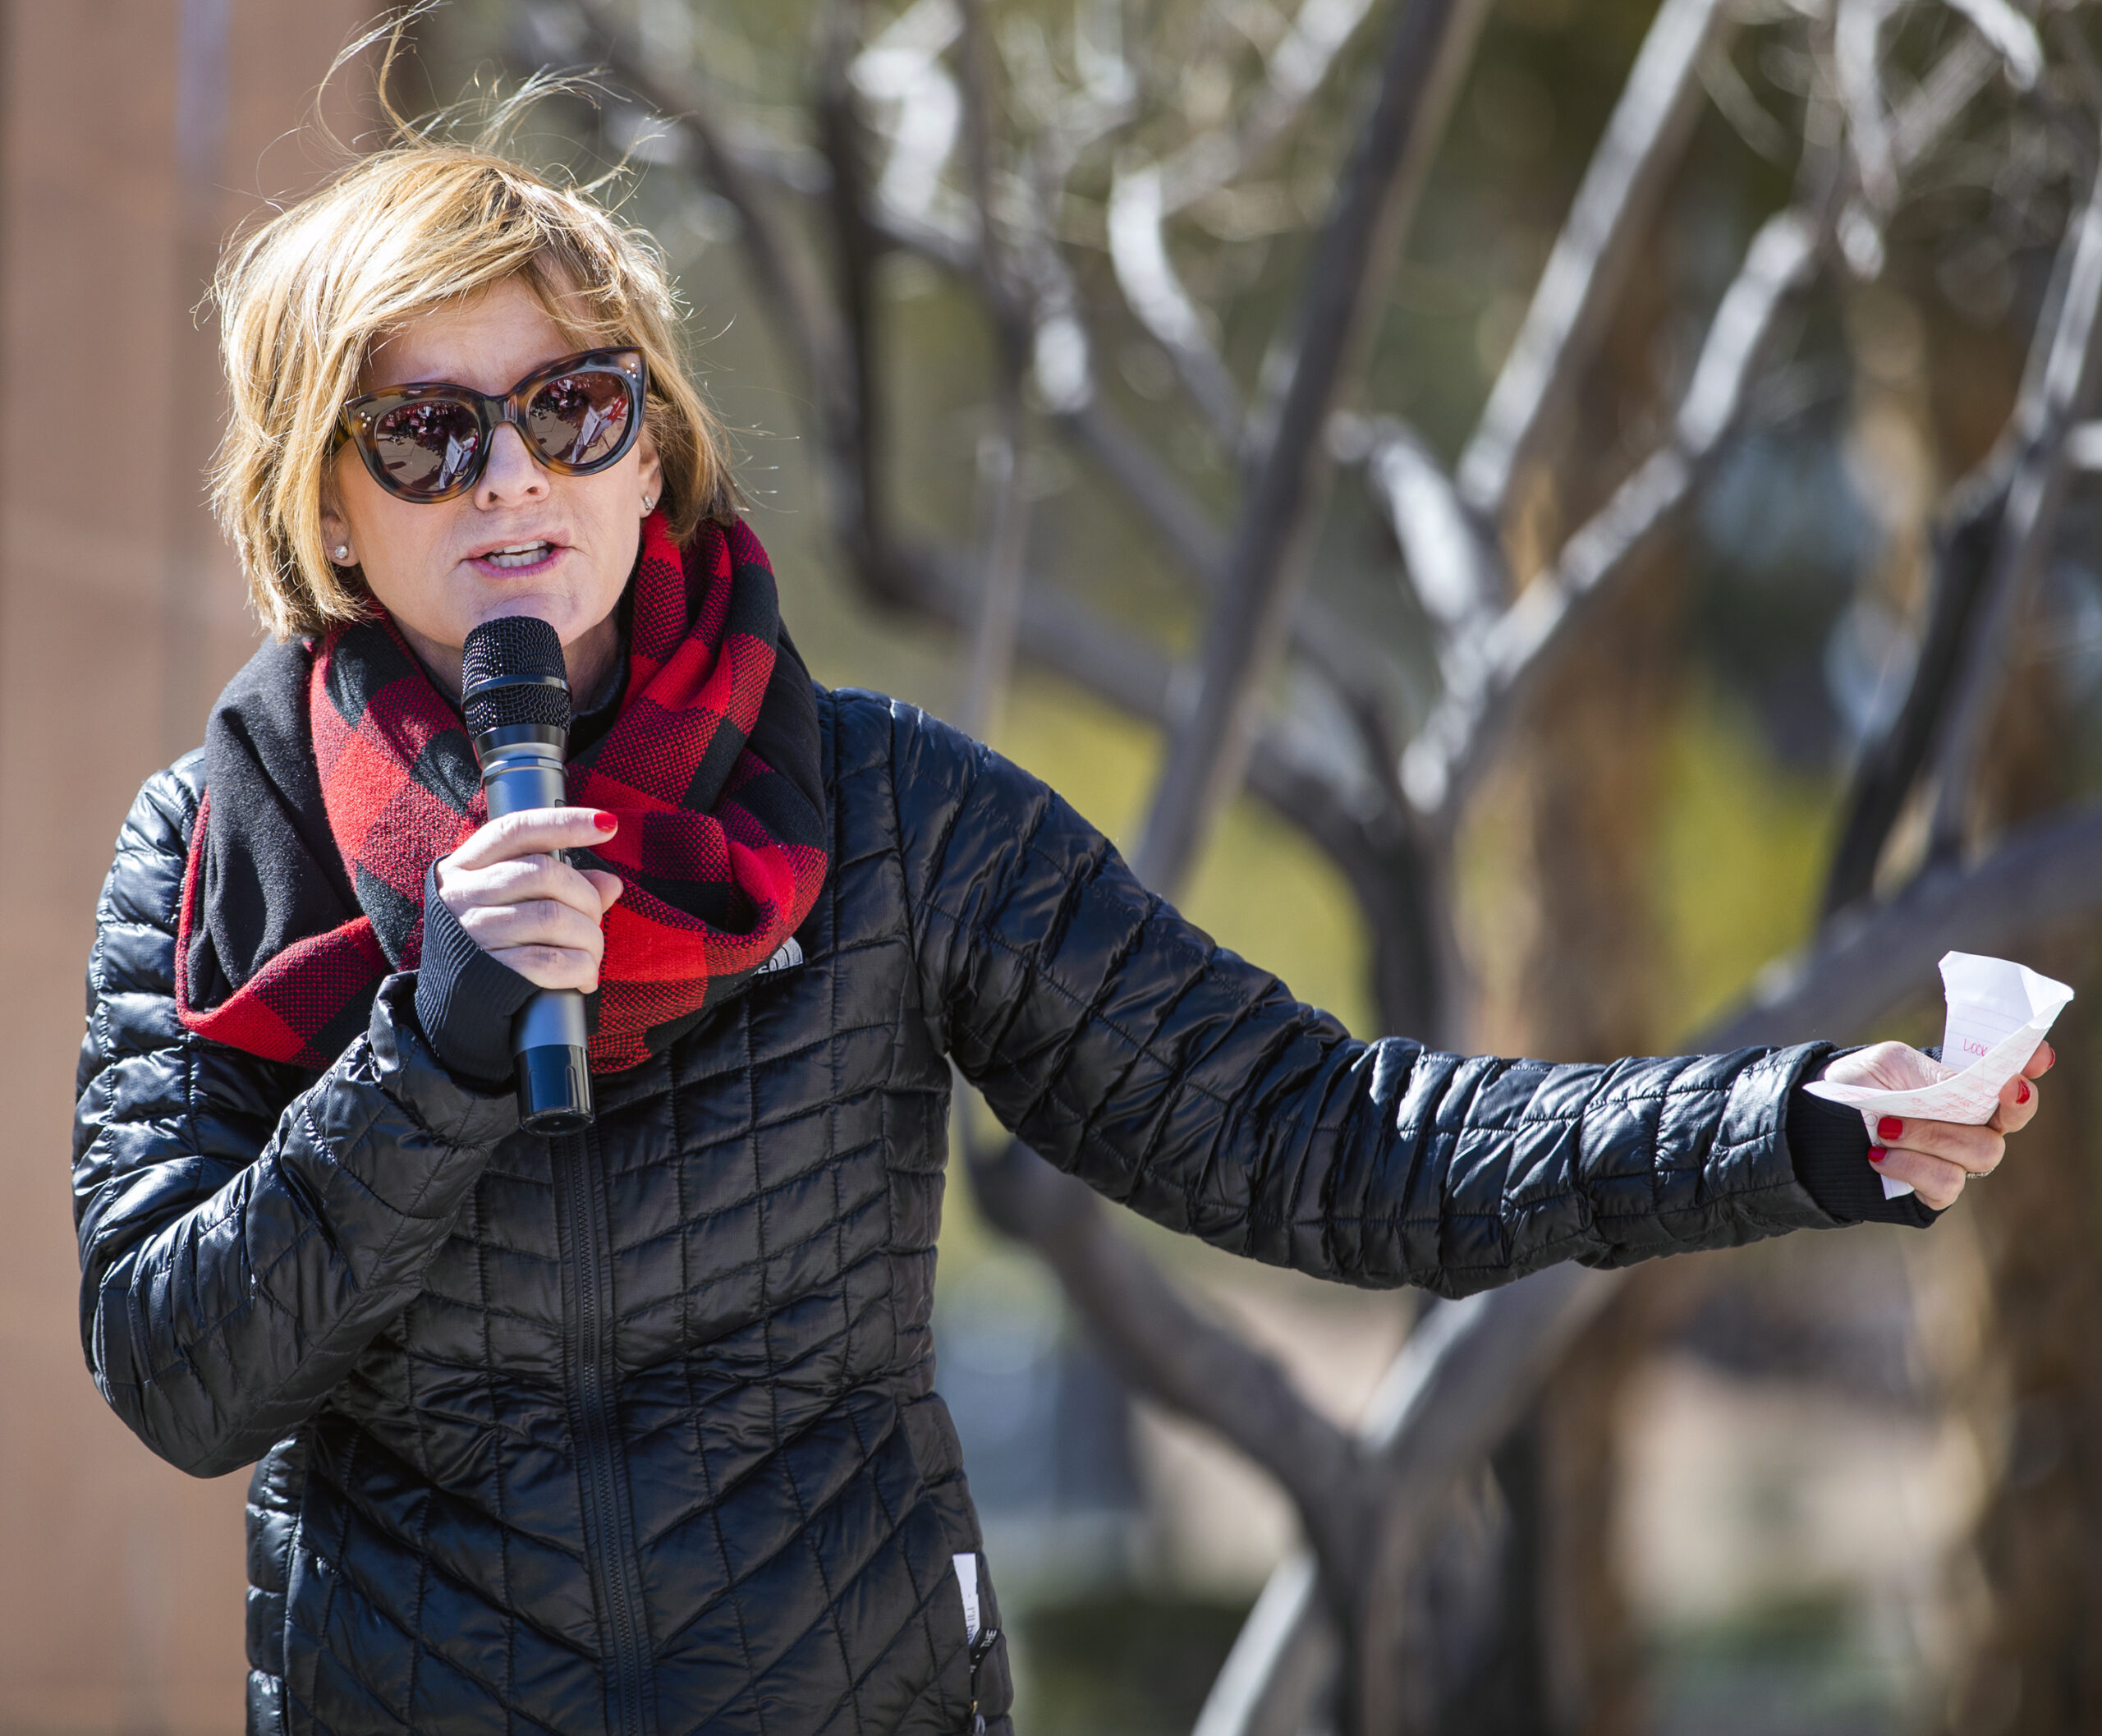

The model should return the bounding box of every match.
[484,543,552,568]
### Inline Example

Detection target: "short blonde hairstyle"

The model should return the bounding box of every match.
[213,120,736,639]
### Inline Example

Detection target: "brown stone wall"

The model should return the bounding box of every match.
[0,4,375,1729]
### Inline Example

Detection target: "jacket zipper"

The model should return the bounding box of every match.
[558,1129,655,1736]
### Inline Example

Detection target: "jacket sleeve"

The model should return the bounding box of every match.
[71,762,519,1477]
[879,699,1842,1299]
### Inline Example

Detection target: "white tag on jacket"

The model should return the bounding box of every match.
[952,1553,982,1643]
[754,936,803,976]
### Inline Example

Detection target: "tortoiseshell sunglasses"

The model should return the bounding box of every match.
[333,347,647,503]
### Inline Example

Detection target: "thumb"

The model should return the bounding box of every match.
[582,870,624,915]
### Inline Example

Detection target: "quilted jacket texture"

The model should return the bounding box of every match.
[74,687,1847,1736]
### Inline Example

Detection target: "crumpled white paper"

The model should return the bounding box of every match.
[1804,952,2072,1200]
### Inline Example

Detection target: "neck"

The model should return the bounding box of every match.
[403,609,622,707]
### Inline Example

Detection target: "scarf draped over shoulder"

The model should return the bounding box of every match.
[177,513,829,1073]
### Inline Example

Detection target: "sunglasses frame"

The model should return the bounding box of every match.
[334,347,649,503]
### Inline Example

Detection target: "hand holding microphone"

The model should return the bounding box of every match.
[434,616,622,1132]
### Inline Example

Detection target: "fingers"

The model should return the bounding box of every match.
[1870,1111,2003,1209]
[460,889,616,992]
[442,852,615,925]
[1990,1070,2041,1135]
[448,806,617,871]
[1869,1146,1971,1211]
[1817,1040,1952,1094]
[457,894,610,960]
[1870,1113,2003,1178]
[1866,1040,2059,1208]
[435,811,626,993]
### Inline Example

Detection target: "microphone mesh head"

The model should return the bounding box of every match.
[461,615,571,735]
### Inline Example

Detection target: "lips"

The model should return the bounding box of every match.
[467,538,565,575]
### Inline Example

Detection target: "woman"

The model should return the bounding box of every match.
[72,131,2045,1736]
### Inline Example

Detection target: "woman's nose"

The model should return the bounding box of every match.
[474,423,548,507]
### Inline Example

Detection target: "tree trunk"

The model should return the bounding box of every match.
[1439,521,1683,1734]
[1945,645,2102,1734]
[1431,172,1689,1722]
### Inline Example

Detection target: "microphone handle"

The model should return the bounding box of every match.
[481,746,594,1134]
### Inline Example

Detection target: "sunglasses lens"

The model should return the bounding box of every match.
[368,398,484,496]
[526,370,635,471]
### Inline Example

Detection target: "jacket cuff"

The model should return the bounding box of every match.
[1787,1085,1941,1229]
[413,859,538,1088]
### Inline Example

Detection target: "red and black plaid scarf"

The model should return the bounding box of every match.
[177,513,828,1073]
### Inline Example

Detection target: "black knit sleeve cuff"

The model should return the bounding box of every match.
[1788,1084,1941,1229]
[413,858,538,1089]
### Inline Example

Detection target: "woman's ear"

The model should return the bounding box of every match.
[637,429,663,516]
[319,470,353,566]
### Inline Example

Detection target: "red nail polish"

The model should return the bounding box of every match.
[594,811,617,831]
[1877,1116,1904,1142]
[1868,1147,1886,1164]
[2017,1079,2032,1105]
[2042,1042,2057,1073]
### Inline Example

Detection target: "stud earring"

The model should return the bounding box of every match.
[333,545,351,562]
[641,497,656,513]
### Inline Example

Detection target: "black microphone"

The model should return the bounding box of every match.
[461,615,594,1134]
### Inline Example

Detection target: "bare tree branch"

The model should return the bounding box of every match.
[1251,700,1449,1040]
[953,0,1034,739]
[1058,396,1230,577]
[1821,460,2012,916]
[1135,0,1496,894]
[1454,0,1733,520]
[1889,27,2001,165]
[1835,0,1901,214]
[1402,21,2003,838]
[1722,804,2102,1045]
[851,0,966,232]
[910,543,1418,921]
[1101,0,1393,452]
[1108,164,1247,448]
[817,0,914,603]
[541,0,925,606]
[1699,39,1795,166]
[1404,206,1823,821]
[1943,0,2043,93]
[528,1,849,398]
[1361,416,1508,645]
[961,1126,1372,1611]
[1925,128,2102,857]
[1158,0,1385,213]
[957,432,1031,737]
[1192,1266,1620,1736]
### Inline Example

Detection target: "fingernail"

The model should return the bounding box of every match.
[2042,1042,2057,1073]
[1877,1116,1904,1142]
[594,811,617,831]
[2017,1078,2032,1105]
[1868,1147,1886,1164]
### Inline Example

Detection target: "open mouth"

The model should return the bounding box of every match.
[477,541,558,572]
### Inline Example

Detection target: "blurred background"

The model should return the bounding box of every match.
[5,0,2102,1731]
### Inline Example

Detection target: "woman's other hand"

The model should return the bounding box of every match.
[1816,1039,2056,1210]
[436,808,623,991]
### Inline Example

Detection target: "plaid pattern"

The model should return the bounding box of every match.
[177,513,828,1072]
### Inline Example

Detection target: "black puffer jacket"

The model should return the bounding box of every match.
[76,687,1852,1736]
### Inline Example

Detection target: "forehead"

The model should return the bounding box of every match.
[363,278,575,394]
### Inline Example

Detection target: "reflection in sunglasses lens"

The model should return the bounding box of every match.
[527,372,632,468]
[370,399,484,495]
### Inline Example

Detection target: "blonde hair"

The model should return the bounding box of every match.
[213,77,736,639]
